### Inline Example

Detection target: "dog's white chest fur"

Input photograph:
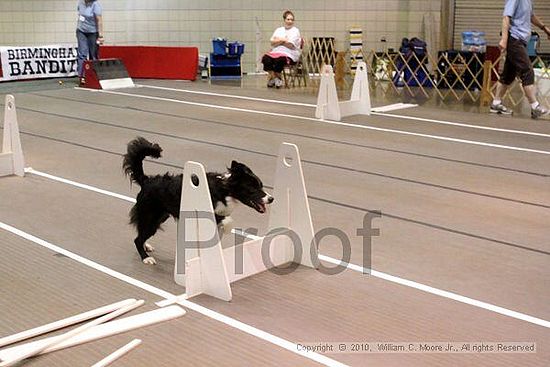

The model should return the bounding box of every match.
[214,196,238,217]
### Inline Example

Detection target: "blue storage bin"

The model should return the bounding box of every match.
[210,54,241,66]
[462,31,484,38]
[212,38,227,56]
[227,42,245,56]
[462,31,485,44]
[461,31,486,52]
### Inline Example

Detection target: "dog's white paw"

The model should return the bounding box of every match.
[143,256,157,265]
[144,243,155,252]
[221,216,234,235]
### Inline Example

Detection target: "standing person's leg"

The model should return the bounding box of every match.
[523,84,537,104]
[88,33,99,60]
[76,30,90,80]
[512,38,537,103]
[525,84,549,118]
[491,40,517,115]
[494,81,510,102]
[512,39,549,119]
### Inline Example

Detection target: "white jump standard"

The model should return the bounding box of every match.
[174,143,319,301]
[0,95,24,177]
[315,61,371,121]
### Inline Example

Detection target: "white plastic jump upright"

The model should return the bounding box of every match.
[315,61,371,121]
[0,95,24,177]
[174,143,319,301]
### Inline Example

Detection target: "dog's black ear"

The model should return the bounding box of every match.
[230,160,242,171]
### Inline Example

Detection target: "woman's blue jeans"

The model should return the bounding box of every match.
[76,29,98,77]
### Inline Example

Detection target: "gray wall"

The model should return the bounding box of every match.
[0,0,442,72]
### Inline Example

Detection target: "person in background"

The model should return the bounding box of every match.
[76,0,104,84]
[491,0,550,119]
[261,10,301,88]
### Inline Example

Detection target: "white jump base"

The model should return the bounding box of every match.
[315,61,371,121]
[0,95,24,177]
[174,143,319,301]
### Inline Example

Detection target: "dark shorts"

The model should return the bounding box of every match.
[500,36,534,86]
[261,54,295,73]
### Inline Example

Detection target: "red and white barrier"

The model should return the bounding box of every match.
[81,59,135,90]
[100,46,198,81]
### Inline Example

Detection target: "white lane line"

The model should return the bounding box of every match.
[0,221,173,299]
[318,255,550,329]
[135,83,550,138]
[233,230,550,329]
[25,168,136,203]
[136,84,315,107]
[0,221,347,367]
[371,111,550,138]
[172,299,348,367]
[77,88,550,156]
[24,168,550,329]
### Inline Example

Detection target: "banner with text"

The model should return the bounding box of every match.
[0,44,78,81]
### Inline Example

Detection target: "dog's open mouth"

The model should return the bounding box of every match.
[251,201,267,213]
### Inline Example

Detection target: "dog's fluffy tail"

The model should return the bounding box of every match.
[123,137,162,186]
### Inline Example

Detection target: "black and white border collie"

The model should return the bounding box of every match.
[123,137,273,264]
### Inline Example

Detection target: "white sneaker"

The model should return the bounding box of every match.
[531,104,549,120]
[489,103,512,115]
[267,78,275,88]
[274,78,283,88]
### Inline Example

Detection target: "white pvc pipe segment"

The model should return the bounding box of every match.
[0,299,137,349]
[91,339,142,367]
[0,306,186,362]
[0,300,144,367]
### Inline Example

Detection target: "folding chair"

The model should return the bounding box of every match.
[283,38,308,88]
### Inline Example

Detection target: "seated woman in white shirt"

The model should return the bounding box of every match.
[261,10,301,88]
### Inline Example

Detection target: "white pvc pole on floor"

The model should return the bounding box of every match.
[0,300,144,367]
[0,306,186,362]
[0,298,137,348]
[91,339,142,367]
